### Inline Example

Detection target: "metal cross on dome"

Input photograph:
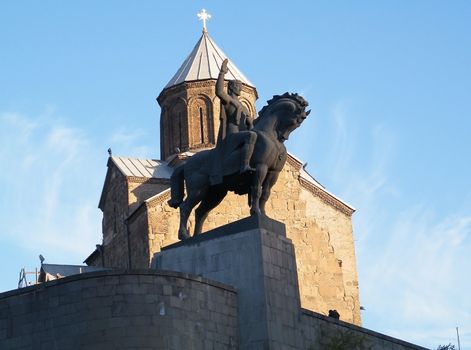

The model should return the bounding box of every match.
[197,9,211,31]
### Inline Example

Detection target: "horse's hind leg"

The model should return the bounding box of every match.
[178,193,201,240]
[168,164,184,208]
[194,189,227,236]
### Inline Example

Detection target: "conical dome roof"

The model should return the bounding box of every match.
[164,30,255,89]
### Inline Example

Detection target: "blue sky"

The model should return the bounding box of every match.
[1,1,470,348]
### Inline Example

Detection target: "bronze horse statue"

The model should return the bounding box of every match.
[168,93,310,240]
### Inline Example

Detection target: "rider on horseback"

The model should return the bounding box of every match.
[209,59,257,185]
[167,89,309,238]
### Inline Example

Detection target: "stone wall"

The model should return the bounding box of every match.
[300,309,427,350]
[0,270,237,350]
[128,178,169,213]
[99,165,131,269]
[128,206,150,269]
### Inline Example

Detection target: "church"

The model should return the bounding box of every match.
[86,19,361,325]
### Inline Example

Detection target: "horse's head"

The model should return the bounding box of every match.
[255,92,310,142]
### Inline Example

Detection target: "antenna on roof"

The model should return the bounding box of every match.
[108,148,112,157]
[18,267,39,288]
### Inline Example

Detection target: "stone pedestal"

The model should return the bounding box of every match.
[152,216,303,349]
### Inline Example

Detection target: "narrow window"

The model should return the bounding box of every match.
[199,107,205,143]
[178,112,183,149]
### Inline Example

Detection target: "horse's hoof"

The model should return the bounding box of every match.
[178,230,190,241]
[250,208,262,216]
[168,198,181,209]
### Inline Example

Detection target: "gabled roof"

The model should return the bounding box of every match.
[98,156,172,210]
[164,30,255,89]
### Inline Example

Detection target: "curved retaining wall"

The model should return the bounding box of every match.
[0,270,237,350]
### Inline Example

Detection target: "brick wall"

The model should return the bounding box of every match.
[158,80,258,160]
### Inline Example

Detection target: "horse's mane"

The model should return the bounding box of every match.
[254,92,309,126]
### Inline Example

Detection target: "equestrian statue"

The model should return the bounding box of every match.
[168,59,310,240]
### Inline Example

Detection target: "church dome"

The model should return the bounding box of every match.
[164,30,255,89]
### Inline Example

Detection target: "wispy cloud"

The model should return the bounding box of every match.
[330,101,354,183]
[0,111,102,260]
[0,110,155,270]
[324,101,398,244]
[362,209,471,347]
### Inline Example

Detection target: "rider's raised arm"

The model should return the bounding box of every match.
[216,59,230,104]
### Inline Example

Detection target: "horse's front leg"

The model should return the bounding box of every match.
[178,202,191,240]
[259,170,280,216]
[250,164,268,216]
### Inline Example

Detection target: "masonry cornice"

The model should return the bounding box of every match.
[126,176,170,185]
[286,154,303,170]
[146,190,171,207]
[158,79,258,104]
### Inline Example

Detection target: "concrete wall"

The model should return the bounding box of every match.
[0,270,237,350]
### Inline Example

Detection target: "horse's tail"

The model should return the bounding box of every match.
[168,164,185,208]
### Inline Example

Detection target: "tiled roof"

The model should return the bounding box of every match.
[110,156,172,179]
[164,30,255,89]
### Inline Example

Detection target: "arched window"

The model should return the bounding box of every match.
[190,96,213,146]
[169,102,186,155]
